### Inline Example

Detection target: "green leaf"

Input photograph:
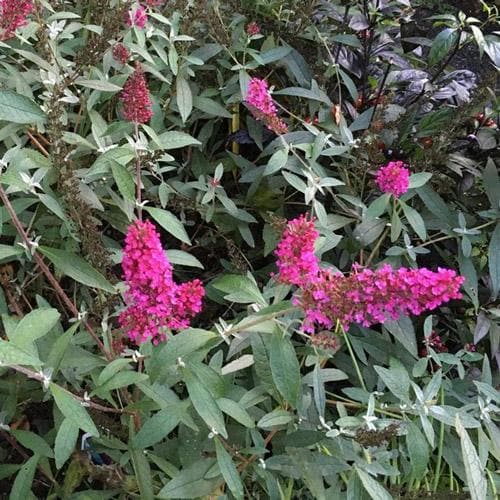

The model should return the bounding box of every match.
[215,437,244,500]
[400,202,427,240]
[144,206,191,245]
[166,249,204,269]
[111,161,135,201]
[264,149,288,176]
[192,96,232,118]
[11,308,60,352]
[9,454,39,500]
[217,398,255,428]
[176,76,193,123]
[257,409,293,429]
[46,323,78,375]
[488,223,500,300]
[384,316,418,358]
[156,131,201,150]
[133,407,182,448]
[150,328,217,381]
[0,244,23,262]
[353,218,386,247]
[374,359,410,402]
[182,366,228,438]
[455,416,487,500]
[212,274,265,305]
[76,79,122,92]
[406,421,429,481]
[10,430,53,458]
[97,358,132,386]
[429,28,459,66]
[0,90,46,124]
[0,339,42,366]
[269,332,301,406]
[93,371,148,394]
[130,446,154,500]
[408,172,432,189]
[50,383,99,436]
[158,459,220,499]
[356,467,392,500]
[39,247,115,293]
[417,185,454,229]
[482,158,500,209]
[54,418,79,469]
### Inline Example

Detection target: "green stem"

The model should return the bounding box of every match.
[340,325,367,391]
[432,386,445,491]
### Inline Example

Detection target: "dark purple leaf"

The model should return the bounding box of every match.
[336,46,362,78]
[349,14,369,31]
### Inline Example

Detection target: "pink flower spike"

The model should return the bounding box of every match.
[119,220,204,345]
[375,161,410,197]
[0,0,34,41]
[125,4,147,29]
[245,77,288,135]
[274,217,464,333]
[274,214,319,287]
[119,62,153,124]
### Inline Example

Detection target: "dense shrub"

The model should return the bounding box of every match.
[0,0,499,498]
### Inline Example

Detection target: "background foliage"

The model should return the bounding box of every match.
[0,0,499,498]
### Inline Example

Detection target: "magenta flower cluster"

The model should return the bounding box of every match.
[0,0,33,41]
[119,63,153,123]
[275,214,319,287]
[245,78,288,135]
[125,4,147,29]
[375,160,410,197]
[275,216,464,333]
[119,220,204,345]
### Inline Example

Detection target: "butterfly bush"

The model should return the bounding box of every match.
[119,220,204,345]
[375,160,410,197]
[119,62,153,123]
[0,0,33,41]
[245,77,288,134]
[276,216,464,333]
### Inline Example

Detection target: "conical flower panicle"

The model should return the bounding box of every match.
[275,216,464,333]
[119,62,153,124]
[0,0,34,41]
[119,220,204,345]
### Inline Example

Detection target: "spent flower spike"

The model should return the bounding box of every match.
[245,77,288,135]
[275,216,464,333]
[119,62,153,124]
[0,0,34,40]
[119,220,204,344]
[246,22,260,36]
[375,160,410,197]
[112,43,130,65]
